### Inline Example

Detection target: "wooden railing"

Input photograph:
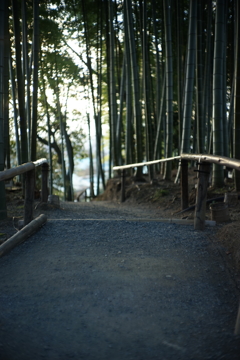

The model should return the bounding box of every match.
[77,186,91,202]
[113,153,240,231]
[0,158,49,226]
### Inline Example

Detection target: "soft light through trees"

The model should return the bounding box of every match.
[1,0,240,206]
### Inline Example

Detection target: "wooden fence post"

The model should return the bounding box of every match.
[234,303,240,335]
[181,159,189,210]
[41,162,49,202]
[121,169,126,203]
[24,169,35,225]
[194,162,211,230]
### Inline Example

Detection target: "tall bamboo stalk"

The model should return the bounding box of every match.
[203,0,213,153]
[126,0,143,177]
[31,0,39,161]
[0,0,7,219]
[176,0,184,152]
[180,0,197,154]
[124,6,133,169]
[11,0,28,164]
[40,58,53,195]
[108,0,118,169]
[163,0,173,180]
[9,51,21,166]
[143,0,153,180]
[212,0,225,187]
[21,0,31,155]
[3,1,10,168]
[233,0,240,190]
[196,0,204,153]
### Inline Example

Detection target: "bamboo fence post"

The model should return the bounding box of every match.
[181,159,189,210]
[24,168,35,225]
[41,162,49,202]
[234,303,240,335]
[194,162,211,230]
[121,169,126,203]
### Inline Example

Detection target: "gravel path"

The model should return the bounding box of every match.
[0,201,240,360]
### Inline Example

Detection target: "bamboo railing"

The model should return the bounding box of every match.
[113,153,240,231]
[0,158,49,225]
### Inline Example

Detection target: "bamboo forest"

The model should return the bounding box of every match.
[0,0,240,215]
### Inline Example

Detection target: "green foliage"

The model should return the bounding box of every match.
[5,0,240,198]
[153,188,169,201]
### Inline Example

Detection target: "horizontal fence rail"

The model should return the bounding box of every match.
[113,153,240,231]
[181,153,240,171]
[113,153,240,171]
[0,158,49,225]
[0,158,48,182]
[113,156,181,171]
[76,187,90,202]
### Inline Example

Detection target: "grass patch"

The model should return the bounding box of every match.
[153,189,169,201]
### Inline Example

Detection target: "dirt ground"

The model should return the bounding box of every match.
[97,168,240,277]
[1,171,240,359]
[1,167,240,277]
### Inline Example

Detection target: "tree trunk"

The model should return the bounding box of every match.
[63,118,74,201]
[212,0,225,187]
[116,54,126,167]
[152,0,162,123]
[126,0,143,178]
[196,0,204,153]
[153,70,166,161]
[87,113,95,198]
[180,0,197,154]
[21,0,31,155]
[9,51,21,166]
[176,0,184,153]
[233,0,240,190]
[203,0,213,153]
[11,0,28,164]
[163,0,173,180]
[124,8,133,169]
[40,58,53,194]
[0,0,7,219]
[31,0,39,161]
[108,0,118,168]
[3,1,10,169]
[143,0,153,180]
